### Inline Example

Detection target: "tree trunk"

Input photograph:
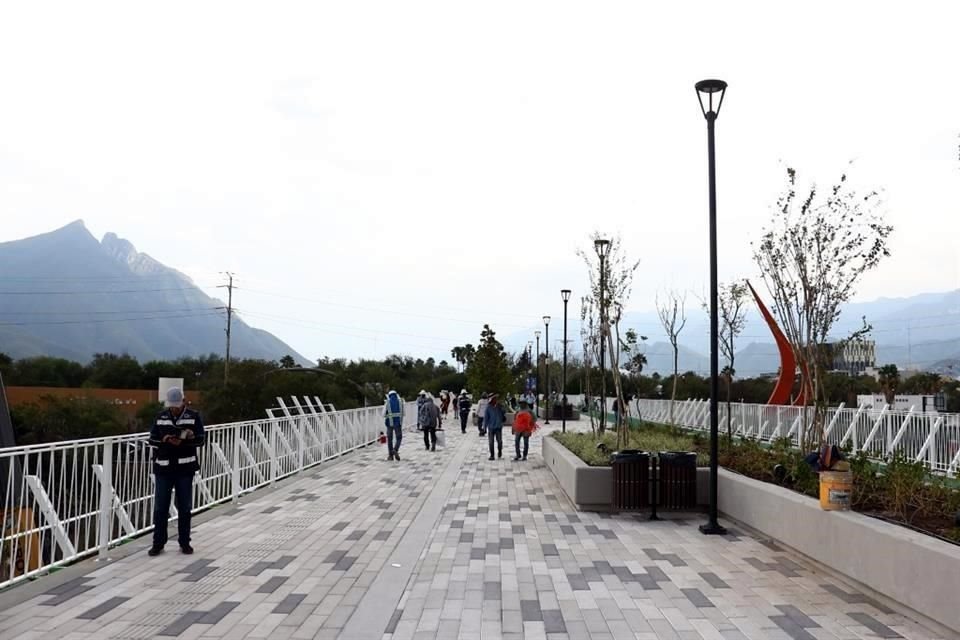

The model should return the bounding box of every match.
[725,376,732,444]
[670,344,679,426]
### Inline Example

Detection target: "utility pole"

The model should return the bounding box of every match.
[219,272,234,385]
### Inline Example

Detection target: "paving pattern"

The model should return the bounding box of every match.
[0,416,948,640]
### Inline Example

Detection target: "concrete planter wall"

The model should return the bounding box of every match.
[718,469,960,634]
[543,436,709,510]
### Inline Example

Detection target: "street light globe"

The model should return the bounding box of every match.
[543,316,551,326]
[695,78,728,119]
[561,289,572,302]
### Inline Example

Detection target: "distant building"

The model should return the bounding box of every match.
[857,394,939,414]
[826,340,876,376]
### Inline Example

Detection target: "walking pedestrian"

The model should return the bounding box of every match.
[148,387,205,556]
[419,393,441,451]
[440,391,450,417]
[416,390,428,431]
[452,392,460,416]
[484,393,506,460]
[476,393,489,436]
[383,389,405,461]
[457,390,471,434]
[512,401,538,461]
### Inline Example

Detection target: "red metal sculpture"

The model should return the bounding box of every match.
[746,280,802,405]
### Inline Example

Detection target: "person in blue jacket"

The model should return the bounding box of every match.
[484,393,506,460]
[148,387,205,556]
[383,390,405,461]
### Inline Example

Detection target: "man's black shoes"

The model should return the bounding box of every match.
[148,546,164,557]
[180,544,194,555]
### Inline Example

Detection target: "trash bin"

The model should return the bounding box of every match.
[611,450,650,511]
[657,451,697,509]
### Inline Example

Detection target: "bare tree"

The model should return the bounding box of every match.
[700,281,749,442]
[656,290,688,426]
[753,166,892,451]
[578,233,641,434]
[580,297,598,435]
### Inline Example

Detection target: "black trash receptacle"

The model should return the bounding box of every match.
[658,451,697,509]
[611,450,650,511]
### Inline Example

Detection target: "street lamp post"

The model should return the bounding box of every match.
[594,239,610,429]
[535,330,541,415]
[543,316,551,424]
[561,290,572,433]
[696,78,728,536]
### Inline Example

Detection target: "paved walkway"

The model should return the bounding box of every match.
[0,416,948,640]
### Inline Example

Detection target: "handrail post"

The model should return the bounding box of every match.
[232,426,241,504]
[97,438,113,561]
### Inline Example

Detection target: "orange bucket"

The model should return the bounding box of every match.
[819,471,852,510]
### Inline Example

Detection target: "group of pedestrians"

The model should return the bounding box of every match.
[382,388,539,463]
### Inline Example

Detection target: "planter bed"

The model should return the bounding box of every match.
[542,435,709,511]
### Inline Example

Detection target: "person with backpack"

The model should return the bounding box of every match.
[457,390,471,434]
[476,393,489,436]
[383,390,405,461]
[512,401,538,461]
[418,393,441,451]
[483,393,506,460]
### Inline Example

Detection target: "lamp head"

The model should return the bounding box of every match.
[561,289,572,302]
[695,79,727,120]
[534,330,541,339]
[594,238,611,258]
[543,315,551,327]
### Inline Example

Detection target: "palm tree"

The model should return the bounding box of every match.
[877,364,900,406]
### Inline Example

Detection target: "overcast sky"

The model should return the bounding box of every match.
[2,1,958,363]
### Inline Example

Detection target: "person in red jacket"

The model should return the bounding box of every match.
[511,401,538,461]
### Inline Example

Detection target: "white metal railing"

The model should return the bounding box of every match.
[0,397,414,590]
[566,394,960,476]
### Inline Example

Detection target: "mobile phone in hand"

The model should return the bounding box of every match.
[180,429,189,439]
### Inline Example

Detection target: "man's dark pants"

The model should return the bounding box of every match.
[387,424,403,457]
[488,428,502,458]
[153,472,194,547]
[515,433,530,459]
[459,412,469,433]
[423,426,437,449]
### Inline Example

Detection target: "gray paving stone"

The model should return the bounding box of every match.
[699,572,729,589]
[158,610,205,637]
[847,612,903,638]
[197,601,240,624]
[682,588,714,608]
[520,599,543,622]
[274,593,307,614]
[77,596,130,620]
[257,576,288,593]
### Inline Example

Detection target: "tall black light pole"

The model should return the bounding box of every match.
[594,239,610,428]
[696,78,728,536]
[561,290,571,433]
[535,330,541,415]
[543,316,551,424]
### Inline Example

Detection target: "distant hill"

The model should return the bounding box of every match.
[505,288,960,377]
[0,221,310,365]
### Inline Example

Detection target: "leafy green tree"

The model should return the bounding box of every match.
[11,395,127,444]
[11,356,86,387]
[466,325,513,398]
[87,353,144,389]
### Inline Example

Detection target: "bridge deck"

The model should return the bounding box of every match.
[0,417,943,639]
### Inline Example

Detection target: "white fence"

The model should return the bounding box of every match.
[0,397,413,590]
[567,395,960,476]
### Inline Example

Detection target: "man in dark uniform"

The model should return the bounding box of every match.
[148,387,205,556]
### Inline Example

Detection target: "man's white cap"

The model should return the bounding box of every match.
[419,389,427,395]
[165,387,185,408]
[460,389,467,394]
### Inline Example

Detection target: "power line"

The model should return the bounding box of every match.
[0,286,214,295]
[0,311,224,327]
[236,287,539,329]
[0,307,222,316]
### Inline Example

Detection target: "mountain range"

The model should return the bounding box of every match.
[506,290,960,379]
[0,221,310,365]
